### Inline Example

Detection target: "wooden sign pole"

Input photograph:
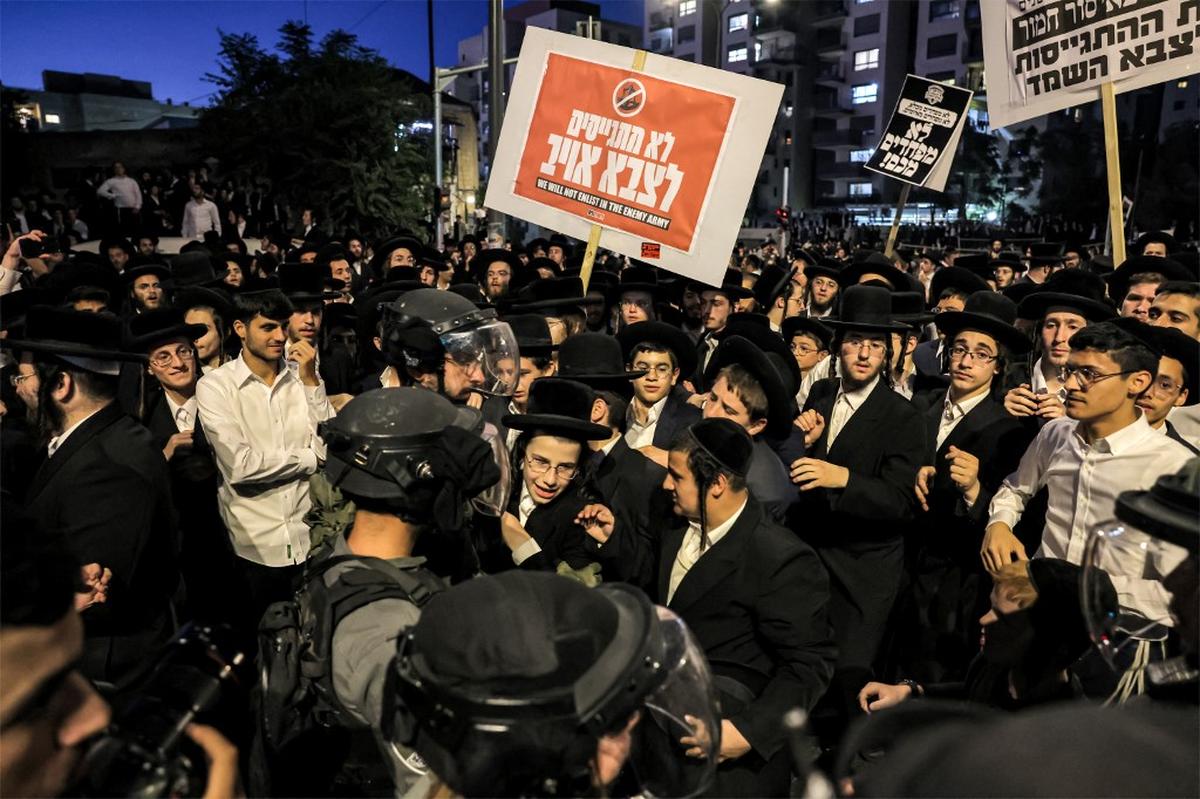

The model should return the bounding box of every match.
[1100,81,1126,264]
[884,183,912,259]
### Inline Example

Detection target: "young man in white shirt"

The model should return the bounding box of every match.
[984,321,1193,695]
[196,289,333,634]
[618,320,700,451]
[95,161,141,235]
[181,183,222,239]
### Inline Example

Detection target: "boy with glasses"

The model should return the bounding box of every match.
[984,321,1193,697]
[618,321,701,450]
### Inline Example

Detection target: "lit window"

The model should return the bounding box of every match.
[929,0,960,21]
[851,83,878,104]
[1178,80,1189,89]
[679,0,697,15]
[728,45,748,63]
[849,182,873,196]
[853,48,879,71]
[44,113,60,124]
[849,148,872,163]
[754,40,763,61]
[729,13,748,32]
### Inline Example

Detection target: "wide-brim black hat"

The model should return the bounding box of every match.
[470,249,524,280]
[892,291,935,328]
[171,286,234,321]
[502,378,611,441]
[527,256,562,277]
[371,236,427,273]
[1133,230,1179,255]
[606,265,665,303]
[704,334,795,438]
[1018,291,1116,322]
[687,268,753,300]
[508,277,587,314]
[803,259,843,284]
[928,266,990,307]
[2,305,146,366]
[991,252,1028,273]
[277,263,343,303]
[504,313,557,355]
[122,262,171,284]
[717,317,801,394]
[753,264,796,308]
[126,307,208,353]
[838,253,910,292]
[616,320,698,377]
[825,284,911,333]
[936,292,1032,355]
[170,250,229,287]
[781,315,833,351]
[1104,255,1192,300]
[557,333,645,398]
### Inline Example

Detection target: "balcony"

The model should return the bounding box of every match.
[815,61,845,84]
[811,0,848,26]
[812,127,868,148]
[815,160,868,178]
[815,29,848,54]
[649,10,672,30]
[756,39,799,65]
[812,92,854,116]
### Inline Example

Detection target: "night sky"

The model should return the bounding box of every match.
[0,0,644,105]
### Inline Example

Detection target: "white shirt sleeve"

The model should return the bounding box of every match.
[987,421,1053,530]
[209,202,222,236]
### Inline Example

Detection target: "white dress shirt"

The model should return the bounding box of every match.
[505,400,522,452]
[826,375,880,448]
[196,353,334,567]
[511,483,544,565]
[667,499,747,604]
[165,394,198,433]
[46,408,102,457]
[181,198,222,238]
[797,354,833,408]
[936,388,990,450]
[624,395,668,450]
[1029,356,1066,402]
[96,175,142,210]
[700,334,720,373]
[987,415,1192,624]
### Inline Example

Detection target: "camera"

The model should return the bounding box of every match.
[71,624,247,798]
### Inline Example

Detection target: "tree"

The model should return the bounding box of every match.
[200,22,433,238]
[942,124,1004,221]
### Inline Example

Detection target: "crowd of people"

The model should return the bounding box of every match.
[0,172,1198,798]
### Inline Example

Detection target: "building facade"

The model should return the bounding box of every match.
[10,70,199,133]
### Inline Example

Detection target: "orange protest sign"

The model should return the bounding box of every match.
[512,52,736,255]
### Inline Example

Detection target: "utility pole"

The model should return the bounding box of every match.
[487,0,506,242]
[428,0,440,248]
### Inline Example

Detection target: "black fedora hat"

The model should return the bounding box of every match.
[704,334,795,438]
[826,284,911,333]
[617,320,698,377]
[717,317,801,394]
[322,302,358,330]
[1133,230,1179,255]
[278,263,343,303]
[838,251,910,291]
[954,254,997,283]
[171,285,234,322]
[1104,255,1192,302]
[687,267,753,300]
[502,378,611,441]
[1028,242,1064,267]
[803,257,843,284]
[170,250,229,288]
[527,256,562,277]
[781,316,833,351]
[122,262,171,285]
[371,236,427,273]
[892,291,935,329]
[556,332,645,398]
[753,263,796,309]
[929,265,990,306]
[383,265,426,289]
[1017,269,1116,322]
[2,306,145,369]
[508,276,587,314]
[505,314,557,356]
[606,264,664,303]
[126,307,208,353]
[991,252,1028,274]
[936,291,1032,355]
[469,249,524,281]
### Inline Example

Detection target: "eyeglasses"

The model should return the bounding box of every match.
[1149,376,1184,396]
[948,345,997,365]
[843,335,886,355]
[633,362,673,376]
[1062,365,1135,389]
[790,342,820,356]
[9,373,34,387]
[524,453,578,481]
[150,346,196,368]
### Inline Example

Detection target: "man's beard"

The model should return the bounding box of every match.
[810,295,834,313]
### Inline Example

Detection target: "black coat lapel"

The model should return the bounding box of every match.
[27,403,124,501]
[667,500,759,613]
[657,522,686,603]
[827,380,890,460]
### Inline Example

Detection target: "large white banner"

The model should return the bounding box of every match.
[982,0,1200,129]
[485,27,782,288]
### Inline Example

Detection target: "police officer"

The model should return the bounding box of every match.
[267,388,504,796]
[387,570,723,798]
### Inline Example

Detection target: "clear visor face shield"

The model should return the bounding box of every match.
[440,320,519,398]
[1081,518,1192,668]
[623,605,720,799]
[470,421,512,518]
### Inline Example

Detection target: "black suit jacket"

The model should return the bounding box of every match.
[795,377,926,548]
[912,338,942,378]
[1166,420,1199,455]
[26,402,180,684]
[590,438,666,589]
[649,388,701,449]
[920,391,1035,560]
[657,498,835,793]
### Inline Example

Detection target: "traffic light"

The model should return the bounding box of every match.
[776,206,790,226]
[432,186,451,214]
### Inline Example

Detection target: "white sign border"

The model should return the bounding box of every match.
[485,26,783,288]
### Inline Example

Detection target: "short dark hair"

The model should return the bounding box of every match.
[667,427,747,494]
[232,289,293,324]
[64,286,110,306]
[938,287,972,303]
[1156,281,1200,300]
[715,364,768,422]
[525,354,554,372]
[1126,272,1167,290]
[630,342,678,370]
[1069,321,1158,375]
[594,389,627,430]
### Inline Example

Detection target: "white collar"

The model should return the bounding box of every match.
[687,497,748,550]
[943,387,990,421]
[630,393,669,427]
[164,392,197,417]
[599,435,620,456]
[1071,414,1154,455]
[836,374,880,409]
[47,407,103,456]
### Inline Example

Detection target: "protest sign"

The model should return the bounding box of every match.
[864,74,974,192]
[486,27,782,288]
[982,0,1200,129]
